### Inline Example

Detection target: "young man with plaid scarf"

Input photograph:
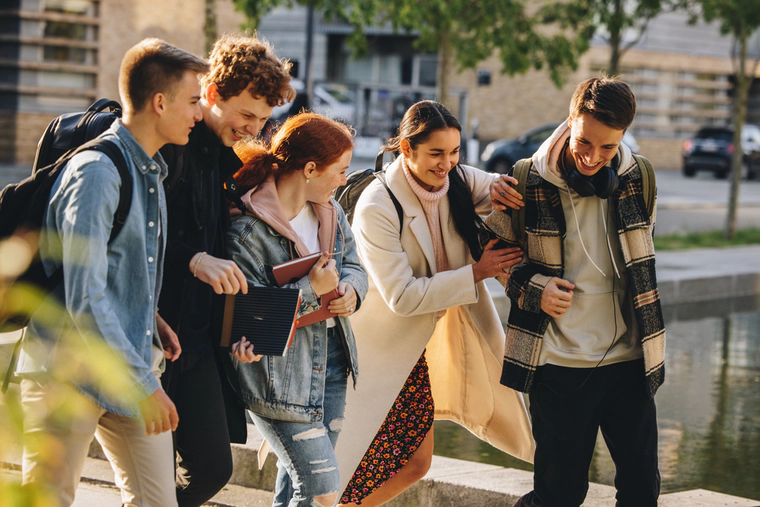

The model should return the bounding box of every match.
[490,76,665,507]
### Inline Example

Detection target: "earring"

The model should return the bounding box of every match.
[306,179,310,184]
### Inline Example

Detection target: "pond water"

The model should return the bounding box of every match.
[433,309,760,501]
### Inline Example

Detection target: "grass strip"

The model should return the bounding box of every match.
[654,228,760,251]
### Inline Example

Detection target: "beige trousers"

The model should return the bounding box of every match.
[20,347,177,507]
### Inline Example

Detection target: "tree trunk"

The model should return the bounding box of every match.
[726,31,750,240]
[607,0,624,75]
[304,5,315,109]
[436,32,452,106]
[204,0,217,54]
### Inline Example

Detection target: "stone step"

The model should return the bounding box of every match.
[91,424,759,507]
[3,423,758,506]
[1,457,275,507]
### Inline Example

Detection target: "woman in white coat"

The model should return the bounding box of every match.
[337,101,534,506]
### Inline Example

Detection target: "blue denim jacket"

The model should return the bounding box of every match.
[17,120,168,417]
[226,202,367,423]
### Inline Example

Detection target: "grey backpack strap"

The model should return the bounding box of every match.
[632,154,656,220]
[511,158,532,243]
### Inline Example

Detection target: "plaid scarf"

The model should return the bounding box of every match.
[486,157,666,398]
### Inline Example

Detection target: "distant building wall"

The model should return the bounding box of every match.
[2,0,251,165]
[451,11,760,171]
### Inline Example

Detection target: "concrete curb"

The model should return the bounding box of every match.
[85,425,760,506]
[3,245,760,506]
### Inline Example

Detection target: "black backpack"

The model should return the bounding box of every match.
[333,151,403,230]
[506,155,657,243]
[0,99,132,334]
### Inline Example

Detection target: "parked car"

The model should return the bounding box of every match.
[480,122,640,174]
[269,79,356,124]
[682,125,760,179]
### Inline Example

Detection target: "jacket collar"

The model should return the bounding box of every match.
[240,175,337,258]
[111,119,167,179]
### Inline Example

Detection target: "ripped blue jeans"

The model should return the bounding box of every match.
[251,328,349,507]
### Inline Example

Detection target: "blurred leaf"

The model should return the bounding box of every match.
[0,233,145,505]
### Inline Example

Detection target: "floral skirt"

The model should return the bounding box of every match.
[340,353,434,504]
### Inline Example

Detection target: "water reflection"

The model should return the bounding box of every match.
[434,310,760,500]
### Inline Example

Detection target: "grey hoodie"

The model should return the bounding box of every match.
[531,121,642,368]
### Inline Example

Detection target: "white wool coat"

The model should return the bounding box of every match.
[335,157,535,493]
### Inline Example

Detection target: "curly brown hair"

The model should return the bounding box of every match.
[202,34,293,107]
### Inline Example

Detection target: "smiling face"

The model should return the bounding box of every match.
[204,83,274,146]
[158,70,203,146]
[305,150,352,204]
[566,113,625,177]
[402,127,461,191]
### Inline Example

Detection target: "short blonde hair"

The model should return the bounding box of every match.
[119,38,209,112]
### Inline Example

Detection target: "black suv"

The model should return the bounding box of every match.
[682,125,760,179]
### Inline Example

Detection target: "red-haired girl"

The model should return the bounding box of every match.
[226,113,368,507]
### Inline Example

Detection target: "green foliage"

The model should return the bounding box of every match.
[231,0,588,89]
[0,234,142,506]
[654,228,760,250]
[693,0,760,38]
[539,0,687,75]
[689,0,760,239]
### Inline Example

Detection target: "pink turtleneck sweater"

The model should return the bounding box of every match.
[402,159,451,274]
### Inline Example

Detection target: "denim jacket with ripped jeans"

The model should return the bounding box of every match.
[225,180,367,424]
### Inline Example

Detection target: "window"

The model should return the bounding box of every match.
[418,59,437,87]
[44,21,88,40]
[401,57,413,85]
[43,45,88,63]
[527,127,555,144]
[44,0,97,16]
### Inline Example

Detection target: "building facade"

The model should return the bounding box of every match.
[2,2,759,170]
[450,11,760,169]
[0,0,245,165]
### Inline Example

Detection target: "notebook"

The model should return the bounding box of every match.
[220,285,301,356]
[268,252,340,328]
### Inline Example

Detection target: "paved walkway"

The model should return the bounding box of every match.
[3,161,760,506]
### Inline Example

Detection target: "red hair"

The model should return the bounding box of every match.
[233,113,354,193]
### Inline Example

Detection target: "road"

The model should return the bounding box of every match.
[646,171,760,235]
[348,156,760,235]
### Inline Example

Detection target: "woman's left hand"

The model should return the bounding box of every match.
[472,239,523,283]
[232,336,264,363]
[490,175,524,211]
[329,281,358,317]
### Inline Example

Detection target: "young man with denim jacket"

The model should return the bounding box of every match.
[156,35,294,507]
[16,39,208,507]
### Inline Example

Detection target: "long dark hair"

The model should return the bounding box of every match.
[385,100,483,260]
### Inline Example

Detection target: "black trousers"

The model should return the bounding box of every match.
[162,348,234,507]
[515,359,660,507]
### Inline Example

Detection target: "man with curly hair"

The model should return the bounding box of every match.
[156,34,293,507]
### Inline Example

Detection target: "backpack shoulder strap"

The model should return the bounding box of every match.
[511,158,532,242]
[375,171,403,233]
[80,139,133,243]
[373,150,403,232]
[632,154,655,220]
